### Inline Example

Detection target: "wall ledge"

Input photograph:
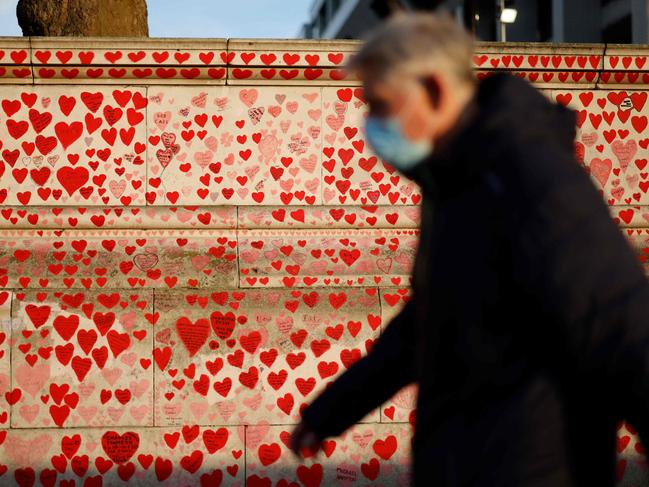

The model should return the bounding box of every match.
[0,38,642,88]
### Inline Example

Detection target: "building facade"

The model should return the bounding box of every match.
[298,0,649,44]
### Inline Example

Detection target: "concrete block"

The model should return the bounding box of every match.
[10,290,154,428]
[146,85,323,206]
[552,88,649,205]
[0,85,147,206]
[245,422,412,486]
[0,229,238,289]
[237,228,419,288]
[154,287,381,426]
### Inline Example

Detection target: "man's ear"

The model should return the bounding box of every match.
[420,75,441,110]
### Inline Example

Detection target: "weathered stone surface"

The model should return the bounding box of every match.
[17,0,149,37]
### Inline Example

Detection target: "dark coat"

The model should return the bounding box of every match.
[299,71,649,486]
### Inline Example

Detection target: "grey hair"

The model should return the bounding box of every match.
[345,10,477,87]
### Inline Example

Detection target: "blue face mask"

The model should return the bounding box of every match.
[364,115,434,172]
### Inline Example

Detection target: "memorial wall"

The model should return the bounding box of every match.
[0,37,645,485]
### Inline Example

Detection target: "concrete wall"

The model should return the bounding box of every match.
[0,37,646,485]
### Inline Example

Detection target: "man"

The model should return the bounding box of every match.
[290,11,649,487]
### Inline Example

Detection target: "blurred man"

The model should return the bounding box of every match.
[290,10,649,487]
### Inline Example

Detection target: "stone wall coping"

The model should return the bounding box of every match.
[0,38,642,87]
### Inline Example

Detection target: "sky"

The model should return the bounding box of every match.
[0,0,312,38]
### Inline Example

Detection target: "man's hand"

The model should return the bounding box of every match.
[289,420,323,459]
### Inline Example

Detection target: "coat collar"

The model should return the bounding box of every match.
[398,72,577,202]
